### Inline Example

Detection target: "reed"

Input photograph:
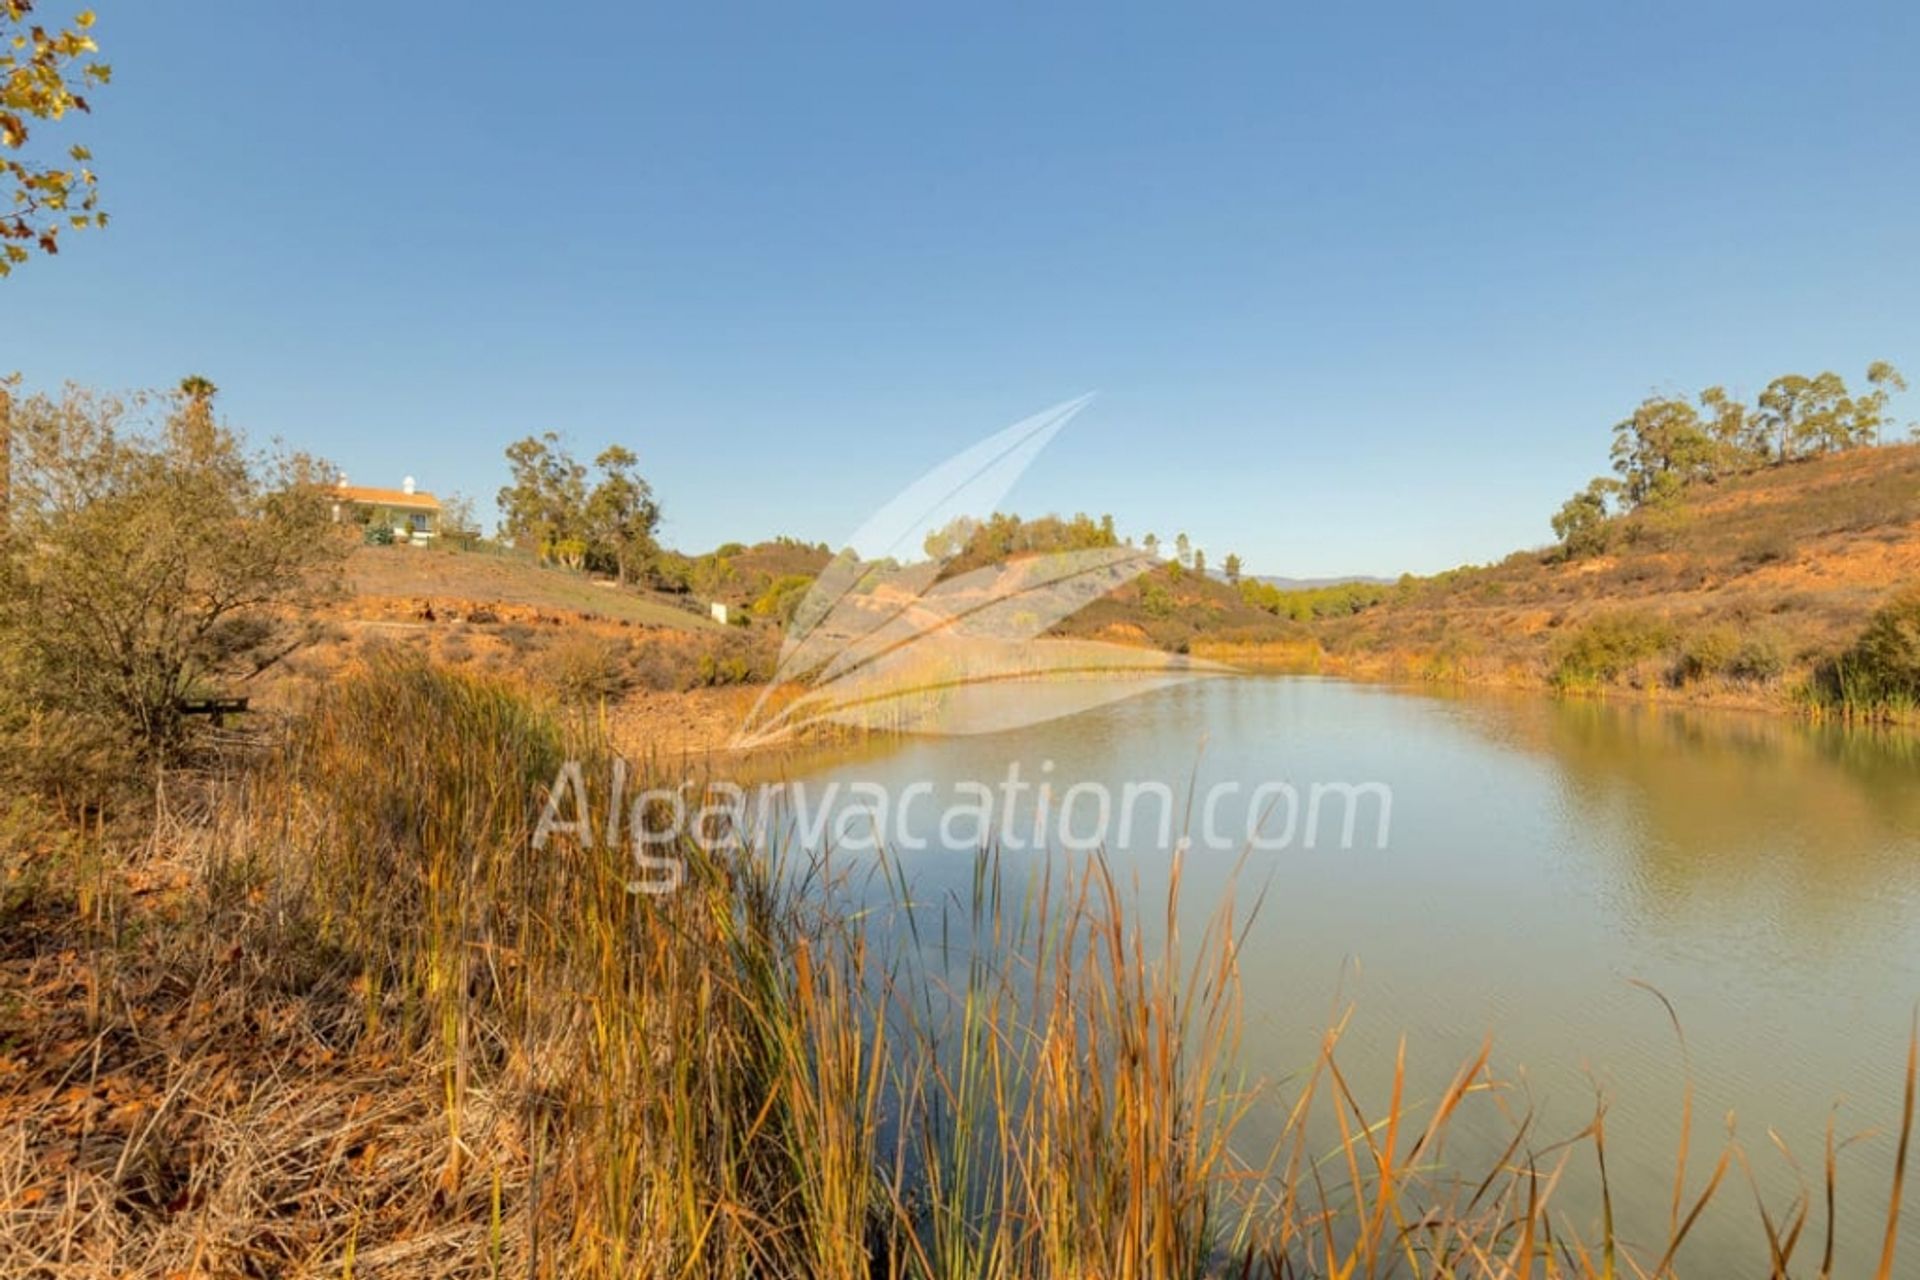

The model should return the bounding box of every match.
[2,654,1913,1277]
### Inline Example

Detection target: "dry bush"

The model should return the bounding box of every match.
[539,630,633,704]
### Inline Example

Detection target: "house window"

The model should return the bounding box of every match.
[409,512,430,534]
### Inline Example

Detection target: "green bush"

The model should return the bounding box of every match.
[1729,634,1787,684]
[1675,626,1739,684]
[751,573,816,623]
[1825,589,1920,716]
[1549,613,1673,690]
[363,523,394,546]
[1852,591,1920,690]
[1141,581,1175,620]
[1672,626,1788,687]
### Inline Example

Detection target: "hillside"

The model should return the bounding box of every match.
[325,447,1920,725]
[345,544,719,629]
[1215,443,1920,711]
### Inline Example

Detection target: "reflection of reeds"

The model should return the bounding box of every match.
[1805,656,1920,725]
[9,655,1914,1277]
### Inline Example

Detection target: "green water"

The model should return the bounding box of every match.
[785,676,1920,1271]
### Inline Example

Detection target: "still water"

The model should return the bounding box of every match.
[779,676,1920,1270]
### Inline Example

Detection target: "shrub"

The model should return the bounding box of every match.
[362,523,394,546]
[1141,581,1176,620]
[1736,530,1793,571]
[541,631,633,705]
[1675,626,1740,685]
[1549,612,1673,690]
[437,629,475,665]
[1729,634,1787,684]
[696,652,752,685]
[495,622,544,656]
[1852,590,1920,690]
[751,573,816,623]
[1824,589,1920,716]
[1,383,346,756]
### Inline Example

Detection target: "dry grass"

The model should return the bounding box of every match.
[1,659,1915,1277]
[345,544,714,631]
[1247,444,1920,716]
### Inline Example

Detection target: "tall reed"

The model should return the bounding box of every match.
[207,655,1915,1277]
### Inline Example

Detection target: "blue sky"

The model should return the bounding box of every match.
[7,1,1918,576]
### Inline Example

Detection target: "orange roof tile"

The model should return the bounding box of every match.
[334,485,441,509]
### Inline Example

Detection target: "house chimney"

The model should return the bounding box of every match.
[336,471,348,488]
[403,475,416,495]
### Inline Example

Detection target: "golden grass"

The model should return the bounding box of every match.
[1,656,1914,1277]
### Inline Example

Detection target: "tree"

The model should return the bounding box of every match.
[1174,532,1192,567]
[0,382,345,755]
[1222,553,1242,585]
[175,374,219,461]
[1698,385,1762,476]
[584,445,661,584]
[1755,371,1865,461]
[1192,548,1206,576]
[1551,477,1620,559]
[1610,396,1714,507]
[497,433,587,566]
[922,515,978,562]
[2,3,110,276]
[751,573,815,623]
[1859,361,1909,446]
[439,490,480,549]
[1142,532,1159,559]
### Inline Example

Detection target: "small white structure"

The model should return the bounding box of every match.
[710,602,730,625]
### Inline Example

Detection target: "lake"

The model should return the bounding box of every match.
[772,675,1920,1271]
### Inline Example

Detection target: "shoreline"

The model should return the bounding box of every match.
[1192,637,1911,727]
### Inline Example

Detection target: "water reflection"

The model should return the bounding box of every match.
[1443,691,1920,973]
[773,677,1920,1271]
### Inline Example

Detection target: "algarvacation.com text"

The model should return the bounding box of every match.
[534,760,1395,894]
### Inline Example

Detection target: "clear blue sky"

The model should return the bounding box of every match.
[8,1,1918,576]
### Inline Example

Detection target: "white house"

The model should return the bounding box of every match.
[331,475,441,544]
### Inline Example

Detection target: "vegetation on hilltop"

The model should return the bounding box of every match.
[1551,361,1909,560]
[1221,364,1920,720]
[496,433,663,583]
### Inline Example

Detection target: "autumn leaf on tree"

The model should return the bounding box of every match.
[1,2,111,276]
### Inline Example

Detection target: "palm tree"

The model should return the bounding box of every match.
[177,375,219,462]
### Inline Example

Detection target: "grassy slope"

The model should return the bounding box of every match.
[1284,442,1920,703]
[346,544,720,629]
[1059,564,1292,649]
[268,547,777,756]
[345,446,1920,713]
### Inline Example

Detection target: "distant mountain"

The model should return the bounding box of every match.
[1250,574,1394,591]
